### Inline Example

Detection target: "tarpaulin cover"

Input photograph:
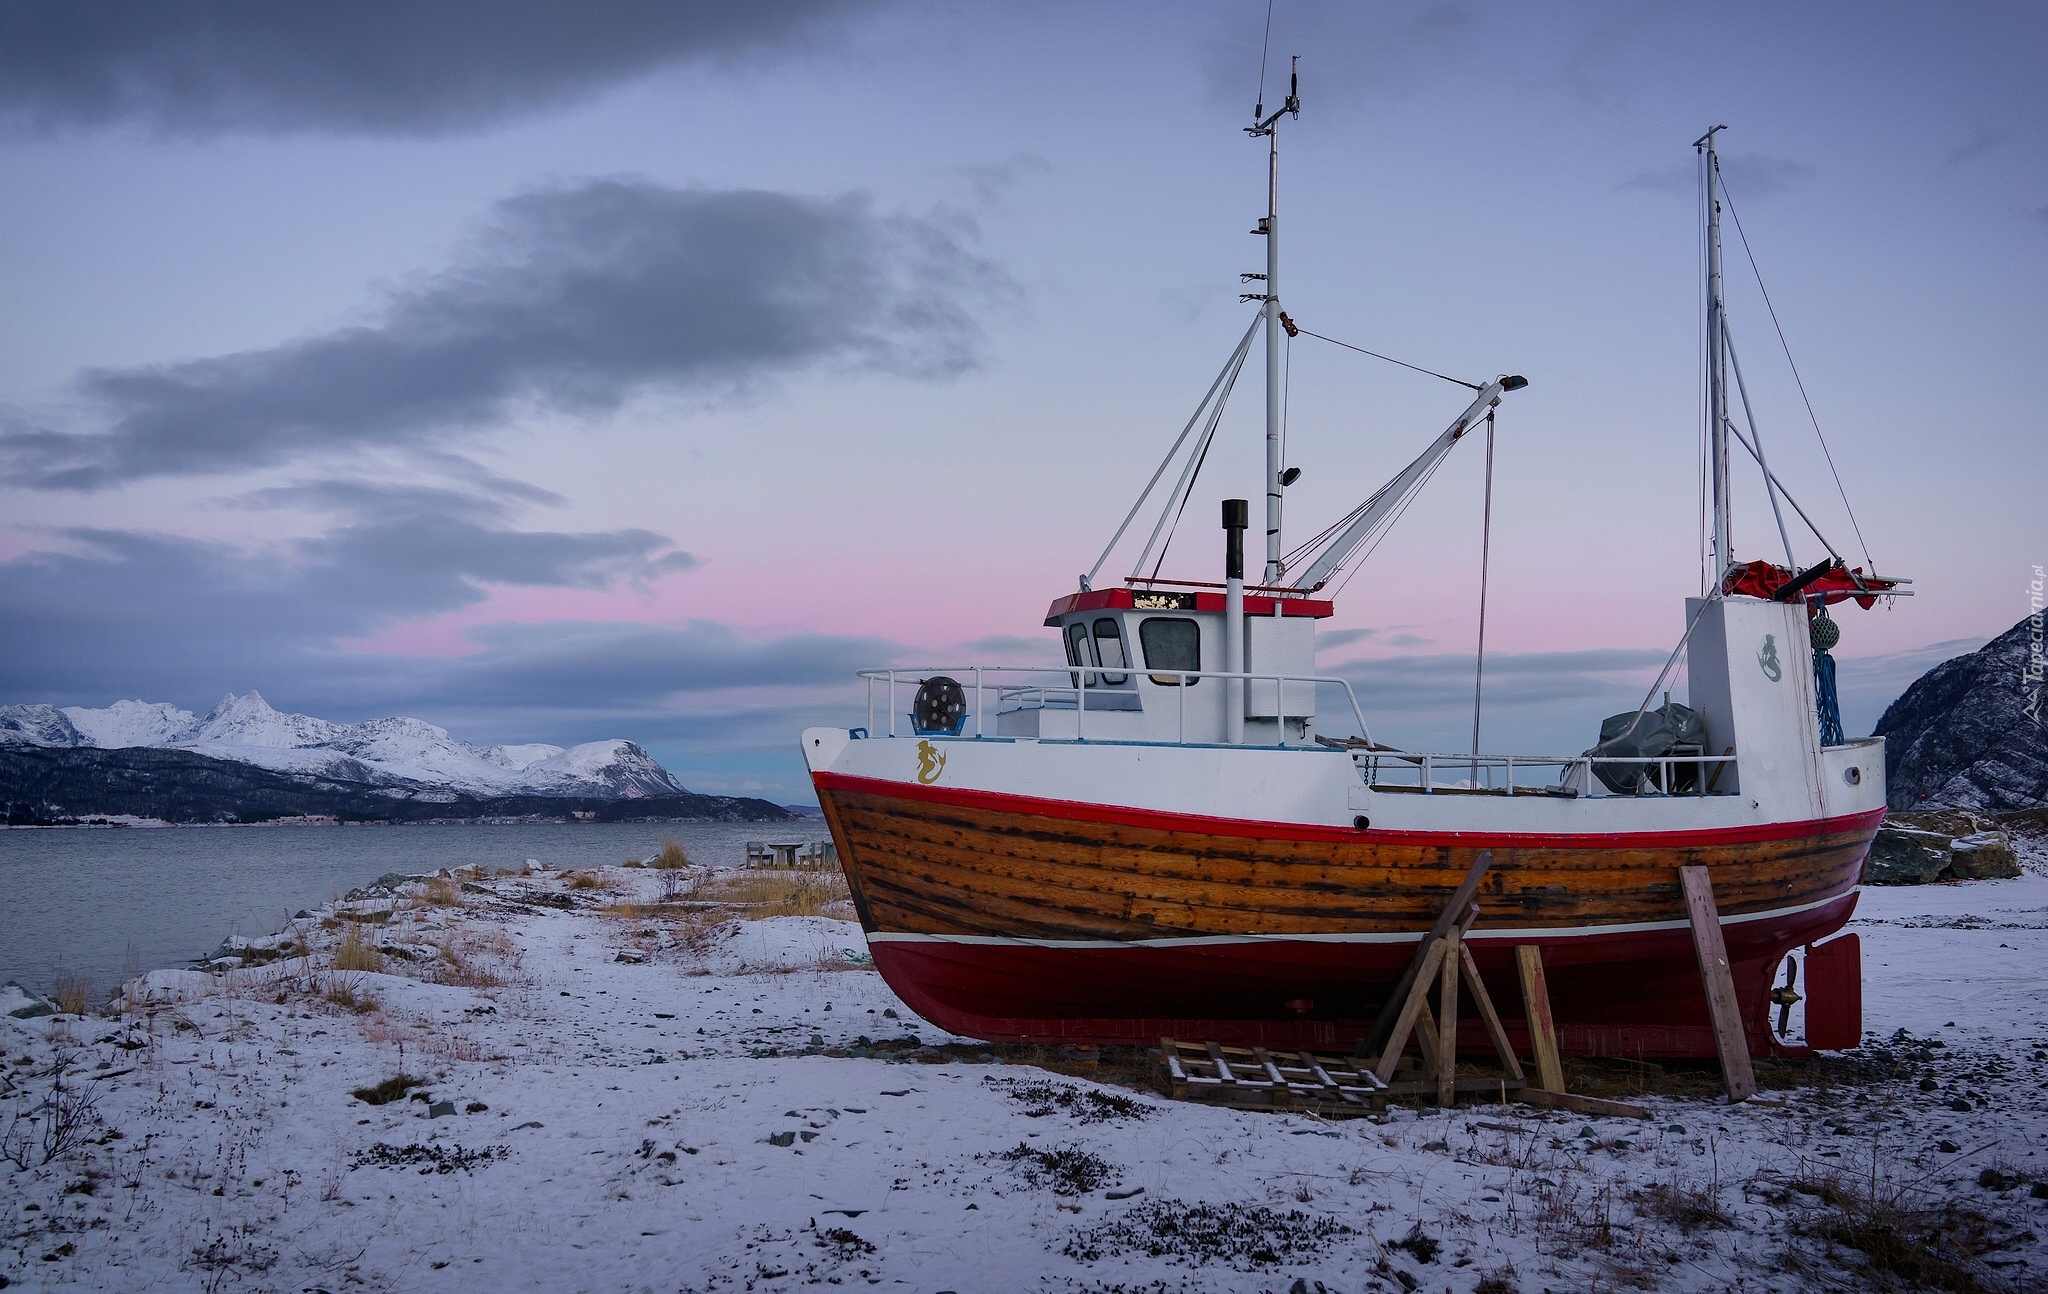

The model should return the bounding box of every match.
[1721,559,1896,609]
[1590,701,1708,794]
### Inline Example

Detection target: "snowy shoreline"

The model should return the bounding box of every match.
[4,862,2047,1292]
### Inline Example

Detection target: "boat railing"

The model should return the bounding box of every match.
[854,665,1373,747]
[1357,748,1739,798]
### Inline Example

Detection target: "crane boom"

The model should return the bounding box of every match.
[1286,378,1518,592]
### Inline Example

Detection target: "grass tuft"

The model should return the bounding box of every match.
[692,869,850,919]
[350,1073,425,1105]
[333,924,384,973]
[1634,1177,1733,1232]
[1783,1166,2007,1292]
[51,971,93,1017]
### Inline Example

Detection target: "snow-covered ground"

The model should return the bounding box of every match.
[4,863,2046,1293]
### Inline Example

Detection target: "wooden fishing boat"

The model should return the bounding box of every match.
[803,94,1904,1058]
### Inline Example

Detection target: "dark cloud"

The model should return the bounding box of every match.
[5,179,1005,490]
[1945,127,2006,167]
[0,0,874,137]
[1315,627,1377,650]
[1620,154,1815,200]
[950,154,1052,209]
[0,484,699,706]
[951,634,1054,659]
[1329,647,1665,714]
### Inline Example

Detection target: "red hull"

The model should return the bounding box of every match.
[871,891,1856,1058]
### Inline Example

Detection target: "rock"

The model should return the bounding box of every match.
[1947,832,2020,880]
[766,1131,797,1147]
[428,1101,457,1118]
[1874,615,2048,811]
[1863,825,1953,884]
[2,980,54,1019]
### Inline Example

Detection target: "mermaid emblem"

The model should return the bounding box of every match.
[915,740,947,784]
[1758,634,1783,683]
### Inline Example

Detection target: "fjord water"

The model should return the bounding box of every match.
[0,820,823,999]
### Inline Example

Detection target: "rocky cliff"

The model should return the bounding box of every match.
[1873,614,2047,811]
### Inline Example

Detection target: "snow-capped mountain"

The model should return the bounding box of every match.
[0,692,686,799]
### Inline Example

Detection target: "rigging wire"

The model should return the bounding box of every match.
[1716,176,1877,570]
[1148,421,1222,581]
[1292,327,1482,391]
[1469,411,1495,776]
[1254,0,1276,117]
[1088,312,1262,587]
[1328,448,1454,601]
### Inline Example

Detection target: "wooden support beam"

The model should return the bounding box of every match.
[1437,926,1461,1108]
[1514,945,1565,1093]
[1679,864,1758,1102]
[1362,849,1495,1058]
[1460,942,1525,1083]
[1411,997,1441,1077]
[1515,1088,1650,1120]
[1372,936,1450,1083]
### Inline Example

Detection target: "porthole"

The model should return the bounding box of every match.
[1843,766,1861,786]
[1353,815,1371,830]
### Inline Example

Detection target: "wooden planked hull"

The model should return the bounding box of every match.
[814,771,1881,1057]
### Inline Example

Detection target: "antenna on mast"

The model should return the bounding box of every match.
[1247,58,1300,583]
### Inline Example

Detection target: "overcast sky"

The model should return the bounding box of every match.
[2,1,2041,802]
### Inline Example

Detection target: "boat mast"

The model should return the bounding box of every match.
[1698,125,1733,585]
[1249,59,1299,585]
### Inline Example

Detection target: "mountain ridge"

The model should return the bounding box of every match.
[0,745,794,825]
[0,691,686,800]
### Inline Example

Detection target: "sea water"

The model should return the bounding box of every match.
[0,819,827,998]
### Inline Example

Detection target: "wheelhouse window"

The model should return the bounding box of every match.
[1064,621,1095,687]
[1140,617,1200,685]
[1091,618,1129,685]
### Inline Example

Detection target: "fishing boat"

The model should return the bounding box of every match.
[801,84,1905,1060]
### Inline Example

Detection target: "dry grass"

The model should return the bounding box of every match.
[332,924,384,973]
[51,971,94,1016]
[429,928,519,988]
[564,870,608,891]
[1633,1176,1732,1232]
[418,878,461,907]
[1772,1166,2010,1292]
[321,974,377,1014]
[692,868,850,918]
[651,838,691,870]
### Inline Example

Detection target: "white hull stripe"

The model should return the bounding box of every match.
[864,891,1851,951]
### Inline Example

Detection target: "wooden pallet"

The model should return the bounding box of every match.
[1161,1038,1389,1116]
